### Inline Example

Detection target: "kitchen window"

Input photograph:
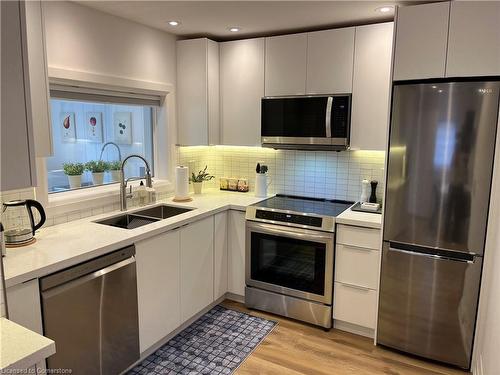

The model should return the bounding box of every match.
[46,88,158,193]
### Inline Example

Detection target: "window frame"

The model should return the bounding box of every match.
[46,97,158,194]
[35,69,175,215]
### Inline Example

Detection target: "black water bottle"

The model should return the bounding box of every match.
[369,180,378,203]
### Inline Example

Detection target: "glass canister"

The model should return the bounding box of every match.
[237,179,249,192]
[219,177,229,190]
[228,178,238,191]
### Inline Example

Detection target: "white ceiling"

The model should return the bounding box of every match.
[75,1,421,41]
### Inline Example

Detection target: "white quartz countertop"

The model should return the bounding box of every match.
[3,191,382,288]
[336,204,383,229]
[0,318,55,370]
[3,190,269,288]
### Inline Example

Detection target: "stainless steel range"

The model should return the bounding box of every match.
[245,195,353,328]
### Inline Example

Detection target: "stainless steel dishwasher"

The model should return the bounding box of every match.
[41,246,139,374]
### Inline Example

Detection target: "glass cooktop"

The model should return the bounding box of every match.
[253,195,354,218]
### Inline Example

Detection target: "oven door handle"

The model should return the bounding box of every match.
[248,222,333,242]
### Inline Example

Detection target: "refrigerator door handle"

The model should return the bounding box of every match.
[388,245,476,264]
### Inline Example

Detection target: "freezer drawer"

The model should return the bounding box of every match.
[377,242,482,369]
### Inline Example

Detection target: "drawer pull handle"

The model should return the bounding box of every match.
[338,282,372,291]
[341,244,377,252]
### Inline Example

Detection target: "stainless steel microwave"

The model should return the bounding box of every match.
[261,94,351,150]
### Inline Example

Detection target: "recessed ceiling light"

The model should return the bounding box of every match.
[229,27,241,32]
[438,89,443,93]
[376,6,394,13]
[168,21,180,26]
[432,85,437,89]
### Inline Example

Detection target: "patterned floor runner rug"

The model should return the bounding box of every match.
[128,305,277,374]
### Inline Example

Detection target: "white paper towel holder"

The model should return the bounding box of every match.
[173,165,192,202]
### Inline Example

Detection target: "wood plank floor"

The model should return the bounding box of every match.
[221,300,471,375]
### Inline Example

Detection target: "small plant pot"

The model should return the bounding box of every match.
[193,182,203,194]
[91,172,105,185]
[109,170,121,182]
[67,174,82,189]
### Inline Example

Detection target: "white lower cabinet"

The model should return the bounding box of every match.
[334,224,381,336]
[6,279,46,370]
[227,210,246,296]
[180,216,215,322]
[336,224,380,250]
[136,229,181,353]
[214,211,228,299]
[335,244,379,289]
[6,279,44,335]
[334,282,378,329]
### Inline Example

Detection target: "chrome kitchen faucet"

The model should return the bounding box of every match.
[120,154,153,211]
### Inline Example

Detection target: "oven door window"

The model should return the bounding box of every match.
[250,232,327,296]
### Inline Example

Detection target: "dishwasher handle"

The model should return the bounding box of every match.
[41,257,135,298]
[40,245,135,291]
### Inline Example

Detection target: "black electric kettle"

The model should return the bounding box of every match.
[2,199,46,246]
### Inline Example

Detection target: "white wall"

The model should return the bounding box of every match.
[43,0,177,181]
[473,112,500,375]
[44,1,176,85]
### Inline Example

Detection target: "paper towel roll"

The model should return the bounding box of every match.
[255,173,270,198]
[175,166,189,200]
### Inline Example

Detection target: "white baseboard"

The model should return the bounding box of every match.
[334,320,374,339]
[225,292,244,303]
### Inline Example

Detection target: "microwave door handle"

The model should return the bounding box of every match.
[325,96,333,138]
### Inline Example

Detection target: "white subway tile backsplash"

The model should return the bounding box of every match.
[178,146,386,203]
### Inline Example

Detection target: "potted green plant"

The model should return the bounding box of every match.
[63,162,85,189]
[85,160,109,185]
[107,160,122,182]
[190,165,214,194]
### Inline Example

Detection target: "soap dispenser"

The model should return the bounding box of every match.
[137,181,147,206]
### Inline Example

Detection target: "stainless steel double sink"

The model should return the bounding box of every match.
[95,204,194,229]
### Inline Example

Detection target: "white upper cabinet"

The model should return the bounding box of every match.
[25,0,52,157]
[220,38,264,146]
[350,23,394,151]
[177,38,220,146]
[393,2,450,80]
[1,0,37,191]
[265,34,307,96]
[306,28,355,94]
[446,1,500,77]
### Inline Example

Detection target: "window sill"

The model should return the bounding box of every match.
[47,179,173,217]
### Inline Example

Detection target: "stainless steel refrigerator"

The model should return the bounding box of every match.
[378,80,500,369]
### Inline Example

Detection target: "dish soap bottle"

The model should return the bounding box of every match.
[137,181,147,206]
